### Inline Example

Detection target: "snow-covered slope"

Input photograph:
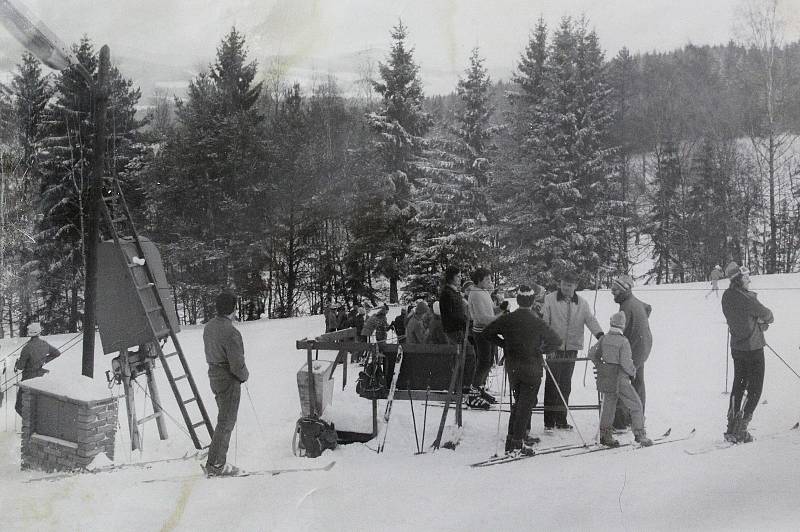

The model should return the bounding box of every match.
[2,274,800,531]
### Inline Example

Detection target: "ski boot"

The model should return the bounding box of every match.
[479,387,498,404]
[506,438,535,456]
[202,462,242,477]
[465,386,491,409]
[523,431,541,446]
[555,423,573,431]
[634,431,653,447]
[736,415,753,443]
[599,430,620,448]
[724,412,741,443]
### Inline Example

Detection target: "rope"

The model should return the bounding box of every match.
[765,342,800,381]
[132,379,195,442]
[244,382,267,440]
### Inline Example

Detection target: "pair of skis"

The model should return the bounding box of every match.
[141,461,337,483]
[684,422,799,455]
[471,428,696,467]
[375,345,404,453]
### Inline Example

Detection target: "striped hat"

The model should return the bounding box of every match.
[612,275,634,293]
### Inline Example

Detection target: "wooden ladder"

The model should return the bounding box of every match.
[100,178,214,450]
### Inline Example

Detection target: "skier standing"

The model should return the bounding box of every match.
[610,274,653,430]
[541,271,603,430]
[588,312,653,447]
[468,267,499,405]
[721,262,773,443]
[706,265,724,299]
[203,291,249,477]
[483,285,561,455]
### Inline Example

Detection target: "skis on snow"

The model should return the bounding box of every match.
[561,428,697,457]
[141,461,337,483]
[684,422,799,456]
[376,345,404,453]
[26,450,207,483]
[470,441,589,467]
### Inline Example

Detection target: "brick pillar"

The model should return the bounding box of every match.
[19,383,119,473]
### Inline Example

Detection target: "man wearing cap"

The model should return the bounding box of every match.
[203,291,249,476]
[541,271,604,430]
[484,285,562,454]
[14,322,61,415]
[706,265,724,299]
[406,301,430,344]
[721,262,773,443]
[610,274,653,430]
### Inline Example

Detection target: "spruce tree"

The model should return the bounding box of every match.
[364,21,431,302]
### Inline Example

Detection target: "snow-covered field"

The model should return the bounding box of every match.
[2,274,800,531]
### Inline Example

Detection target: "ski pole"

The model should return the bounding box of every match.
[493,364,509,458]
[543,358,587,447]
[723,330,730,394]
[408,389,420,453]
[421,385,430,452]
[244,382,267,440]
[765,342,800,381]
[582,275,600,387]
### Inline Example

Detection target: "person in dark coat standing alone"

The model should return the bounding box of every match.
[203,291,249,476]
[721,262,773,443]
[483,286,562,455]
[14,322,60,415]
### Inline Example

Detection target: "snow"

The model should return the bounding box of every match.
[2,273,800,531]
[18,372,120,403]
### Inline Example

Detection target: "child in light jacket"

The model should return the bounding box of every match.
[588,312,653,447]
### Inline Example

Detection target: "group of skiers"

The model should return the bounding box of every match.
[1,257,774,475]
[341,260,774,456]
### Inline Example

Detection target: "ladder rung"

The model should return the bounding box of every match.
[137,412,162,425]
[154,328,171,338]
[192,421,206,429]
[183,397,197,405]
[144,306,163,314]
[163,351,179,359]
[173,374,188,382]
[137,283,155,291]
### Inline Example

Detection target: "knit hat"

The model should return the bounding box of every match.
[28,322,42,337]
[415,300,429,316]
[610,312,626,329]
[612,274,634,293]
[432,301,441,316]
[725,261,743,279]
[462,280,475,293]
[714,265,722,271]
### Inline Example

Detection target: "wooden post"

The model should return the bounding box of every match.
[119,350,141,450]
[82,45,110,378]
[145,361,168,440]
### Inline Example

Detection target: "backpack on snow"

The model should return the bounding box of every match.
[293,416,338,458]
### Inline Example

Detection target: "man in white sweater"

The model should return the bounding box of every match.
[468,267,499,406]
[541,271,603,430]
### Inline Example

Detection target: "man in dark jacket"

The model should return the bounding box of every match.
[483,285,562,455]
[438,266,479,399]
[610,274,653,430]
[721,262,773,443]
[14,322,61,415]
[203,291,249,476]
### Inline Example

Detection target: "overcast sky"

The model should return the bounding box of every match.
[2,0,800,96]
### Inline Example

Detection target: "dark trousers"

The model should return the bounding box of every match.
[507,363,542,441]
[613,364,646,429]
[543,350,577,427]
[445,330,476,391]
[728,349,765,421]
[472,330,494,388]
[206,372,241,468]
